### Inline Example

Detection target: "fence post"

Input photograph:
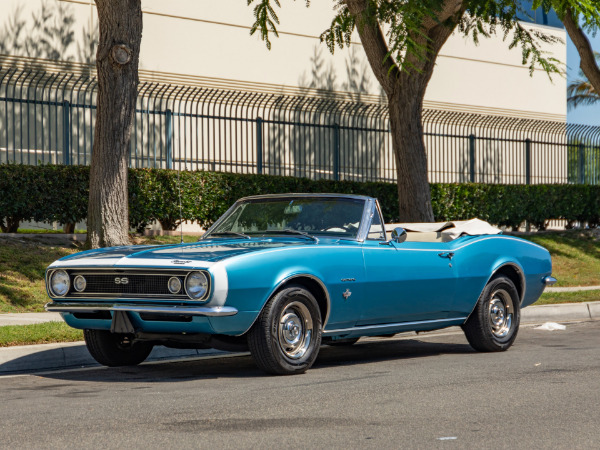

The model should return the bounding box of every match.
[333,123,340,181]
[469,134,475,182]
[166,109,173,169]
[62,100,70,165]
[578,143,585,184]
[256,117,263,174]
[525,138,531,185]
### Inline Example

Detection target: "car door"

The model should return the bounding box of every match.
[359,237,459,326]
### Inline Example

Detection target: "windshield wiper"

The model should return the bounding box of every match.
[262,229,319,243]
[206,231,251,240]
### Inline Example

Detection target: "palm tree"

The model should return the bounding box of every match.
[568,52,600,110]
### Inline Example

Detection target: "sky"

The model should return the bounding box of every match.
[566,31,600,126]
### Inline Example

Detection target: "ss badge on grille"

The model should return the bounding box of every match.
[114,277,129,285]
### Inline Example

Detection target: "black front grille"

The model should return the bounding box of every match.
[84,274,175,295]
[66,270,190,299]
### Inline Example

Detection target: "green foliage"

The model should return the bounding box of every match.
[545,0,600,32]
[0,164,88,232]
[3,164,600,231]
[567,52,600,110]
[249,0,567,77]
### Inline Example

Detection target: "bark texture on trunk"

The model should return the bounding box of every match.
[388,86,433,222]
[345,0,464,222]
[86,0,142,249]
[563,9,600,95]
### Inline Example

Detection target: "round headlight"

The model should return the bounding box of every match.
[168,276,182,294]
[50,270,70,297]
[185,271,208,300]
[73,275,87,292]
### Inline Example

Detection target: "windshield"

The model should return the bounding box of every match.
[205,197,366,240]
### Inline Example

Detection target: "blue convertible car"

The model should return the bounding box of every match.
[46,193,555,374]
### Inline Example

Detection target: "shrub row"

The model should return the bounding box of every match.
[0,164,89,232]
[1,164,599,232]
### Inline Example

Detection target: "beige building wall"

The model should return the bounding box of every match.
[0,0,566,121]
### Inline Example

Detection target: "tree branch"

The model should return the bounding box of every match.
[563,7,600,96]
[403,0,465,91]
[344,0,397,95]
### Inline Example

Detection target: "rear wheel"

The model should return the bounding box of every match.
[462,275,520,352]
[84,329,153,367]
[248,285,322,375]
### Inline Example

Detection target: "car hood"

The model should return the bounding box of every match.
[50,238,317,269]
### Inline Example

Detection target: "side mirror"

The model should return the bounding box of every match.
[391,227,407,243]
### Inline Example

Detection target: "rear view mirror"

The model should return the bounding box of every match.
[391,227,407,243]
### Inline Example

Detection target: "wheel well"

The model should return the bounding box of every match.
[493,264,524,303]
[274,276,329,326]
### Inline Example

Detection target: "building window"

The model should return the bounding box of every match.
[516,1,563,28]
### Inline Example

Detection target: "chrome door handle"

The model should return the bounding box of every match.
[438,252,454,260]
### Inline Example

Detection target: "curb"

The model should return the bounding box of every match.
[1,301,598,375]
[521,302,599,323]
[544,286,600,293]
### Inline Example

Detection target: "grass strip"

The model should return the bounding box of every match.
[524,232,600,287]
[535,289,600,305]
[0,322,83,347]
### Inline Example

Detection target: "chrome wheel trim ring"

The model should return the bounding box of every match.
[278,301,313,360]
[488,288,514,339]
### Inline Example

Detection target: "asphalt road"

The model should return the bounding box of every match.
[1,321,599,449]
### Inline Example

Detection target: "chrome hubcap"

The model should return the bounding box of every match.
[278,301,313,360]
[488,289,514,339]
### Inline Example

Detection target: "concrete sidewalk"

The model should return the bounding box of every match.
[0,312,63,326]
[545,285,600,293]
[1,301,599,375]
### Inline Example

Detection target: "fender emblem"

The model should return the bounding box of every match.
[342,289,352,300]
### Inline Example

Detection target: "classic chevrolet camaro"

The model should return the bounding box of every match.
[45,193,556,374]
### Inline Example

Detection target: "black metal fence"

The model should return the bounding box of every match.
[2,65,600,185]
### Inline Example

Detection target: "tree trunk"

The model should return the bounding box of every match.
[388,87,434,222]
[344,0,463,222]
[86,0,142,249]
[562,9,600,95]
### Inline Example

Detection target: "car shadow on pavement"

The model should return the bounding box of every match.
[316,337,475,370]
[22,337,475,383]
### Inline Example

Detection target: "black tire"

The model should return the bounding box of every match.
[462,275,520,352]
[324,337,360,346]
[84,329,153,367]
[248,285,322,375]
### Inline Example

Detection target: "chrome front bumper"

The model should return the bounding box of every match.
[44,302,238,317]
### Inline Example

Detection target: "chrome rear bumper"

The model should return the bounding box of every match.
[44,302,238,317]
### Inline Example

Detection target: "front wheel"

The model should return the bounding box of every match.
[462,275,520,352]
[84,329,153,367]
[248,285,322,375]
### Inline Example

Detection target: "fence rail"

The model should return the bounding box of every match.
[2,65,600,185]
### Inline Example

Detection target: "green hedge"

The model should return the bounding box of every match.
[1,164,599,232]
[0,164,89,232]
